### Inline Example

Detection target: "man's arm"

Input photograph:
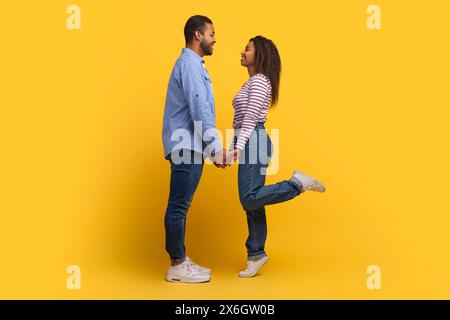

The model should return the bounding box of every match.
[180,61,223,160]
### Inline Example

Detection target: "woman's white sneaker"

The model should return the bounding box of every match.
[186,256,211,274]
[238,256,269,278]
[166,260,211,283]
[290,170,326,193]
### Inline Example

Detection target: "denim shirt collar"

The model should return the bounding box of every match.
[182,47,205,65]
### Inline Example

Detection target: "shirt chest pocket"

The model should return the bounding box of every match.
[203,74,213,95]
[204,74,212,85]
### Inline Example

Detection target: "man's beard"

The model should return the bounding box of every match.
[200,40,213,56]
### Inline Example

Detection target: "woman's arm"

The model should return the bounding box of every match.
[234,75,271,150]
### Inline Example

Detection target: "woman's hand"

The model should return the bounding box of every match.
[233,149,241,162]
[225,149,241,165]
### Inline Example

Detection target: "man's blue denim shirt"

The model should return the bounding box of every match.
[162,48,222,159]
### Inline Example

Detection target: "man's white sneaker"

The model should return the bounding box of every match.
[166,260,211,283]
[291,170,326,193]
[186,256,211,274]
[238,256,269,278]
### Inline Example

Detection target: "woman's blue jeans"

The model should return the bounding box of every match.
[237,123,302,260]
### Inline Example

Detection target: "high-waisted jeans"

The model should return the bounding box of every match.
[237,123,302,260]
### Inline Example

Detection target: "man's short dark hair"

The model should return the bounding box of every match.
[184,15,213,45]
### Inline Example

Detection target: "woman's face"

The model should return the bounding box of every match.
[241,41,255,67]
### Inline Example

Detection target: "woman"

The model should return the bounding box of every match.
[226,36,326,278]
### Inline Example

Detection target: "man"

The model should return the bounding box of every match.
[162,15,227,283]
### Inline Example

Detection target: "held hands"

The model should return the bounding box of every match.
[212,149,241,169]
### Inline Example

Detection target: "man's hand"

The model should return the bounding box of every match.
[213,149,241,168]
[212,149,227,169]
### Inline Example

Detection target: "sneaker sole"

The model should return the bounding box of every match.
[166,275,211,283]
[238,256,270,278]
[294,171,326,192]
[196,269,212,274]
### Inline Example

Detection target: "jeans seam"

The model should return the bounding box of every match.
[249,163,257,255]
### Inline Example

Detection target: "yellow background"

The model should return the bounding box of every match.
[1,0,449,299]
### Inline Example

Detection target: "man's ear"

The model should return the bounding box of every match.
[194,30,202,41]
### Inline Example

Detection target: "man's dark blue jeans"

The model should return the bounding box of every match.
[164,149,204,263]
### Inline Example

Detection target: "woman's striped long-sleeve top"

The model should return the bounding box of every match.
[231,73,272,151]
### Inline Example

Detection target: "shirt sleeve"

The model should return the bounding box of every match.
[234,76,271,150]
[180,61,223,158]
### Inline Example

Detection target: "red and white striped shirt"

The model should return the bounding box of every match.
[231,73,272,150]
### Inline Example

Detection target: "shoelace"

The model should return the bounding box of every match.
[186,257,211,273]
[243,262,255,273]
[187,260,197,268]
[185,264,193,275]
[187,259,205,271]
